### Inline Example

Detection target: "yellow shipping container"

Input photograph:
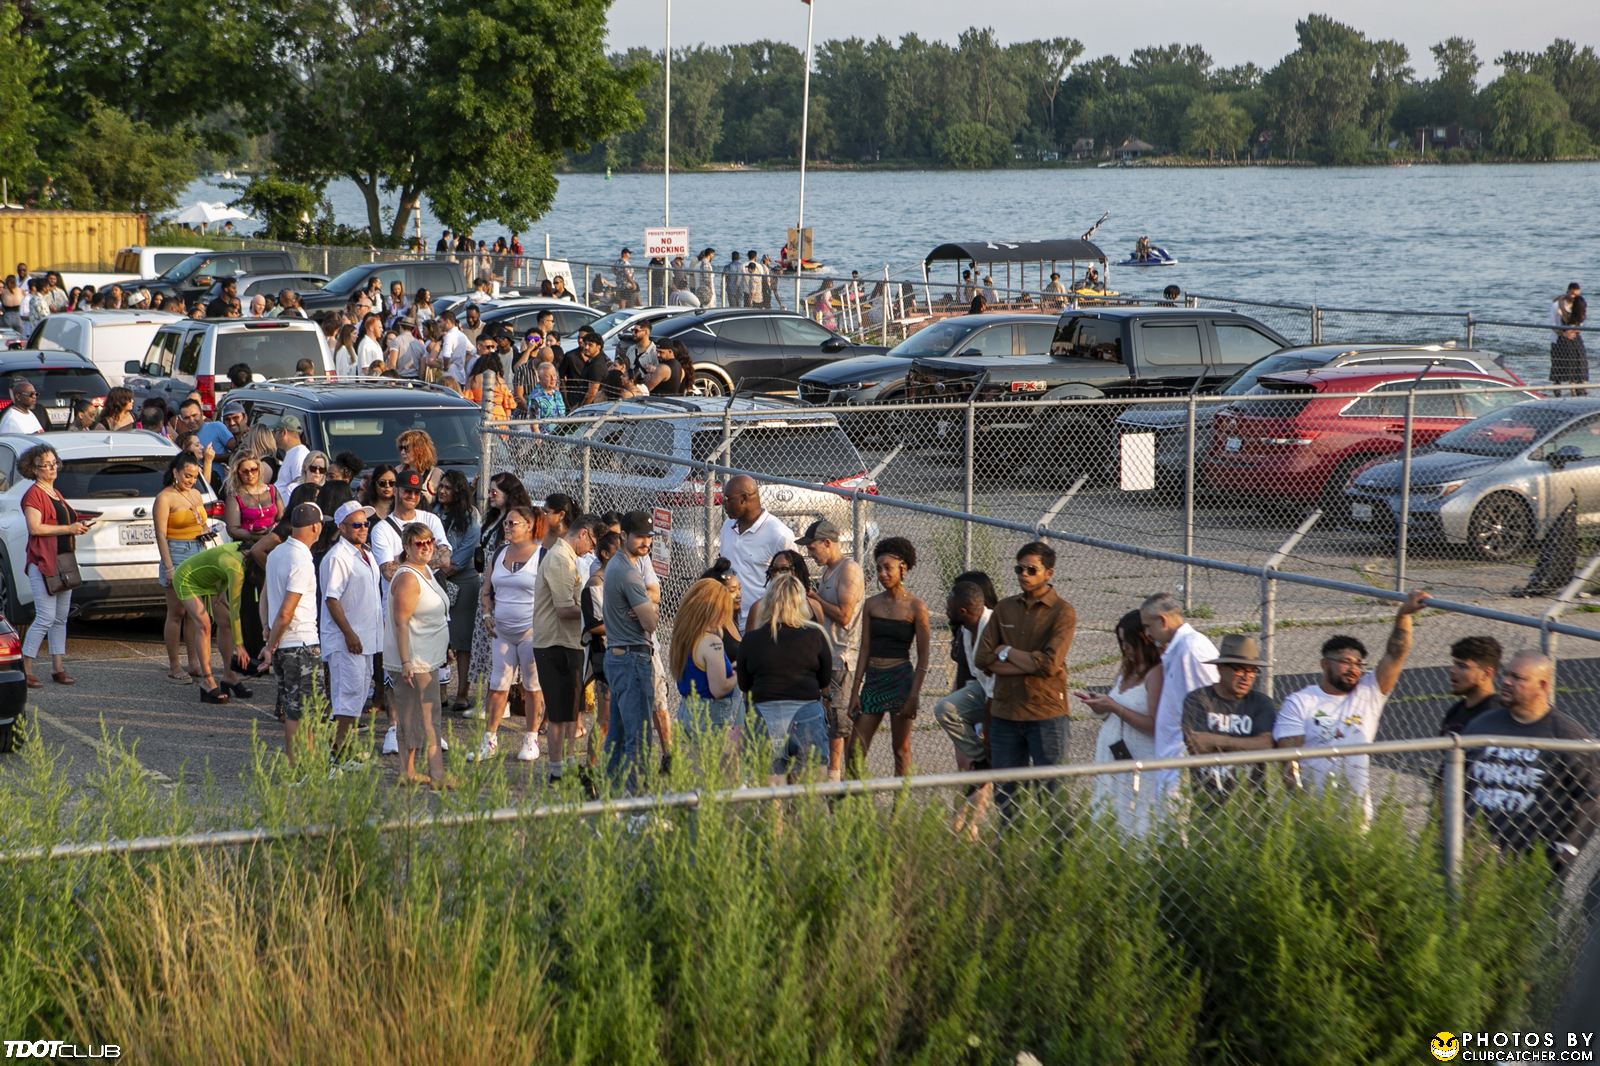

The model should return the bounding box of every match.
[0,210,147,273]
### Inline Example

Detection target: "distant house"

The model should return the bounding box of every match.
[1416,125,1482,151]
[1115,137,1155,161]
[1070,137,1095,160]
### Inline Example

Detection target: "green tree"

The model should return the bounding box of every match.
[266,0,644,242]
[231,176,325,241]
[50,101,199,212]
[1012,36,1085,148]
[1264,16,1381,159]
[933,122,1010,168]
[1430,37,1482,124]
[1364,40,1413,144]
[1499,39,1600,140]
[1481,71,1585,157]
[0,2,44,197]
[1180,93,1249,160]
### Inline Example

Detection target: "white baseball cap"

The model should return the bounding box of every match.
[334,501,376,526]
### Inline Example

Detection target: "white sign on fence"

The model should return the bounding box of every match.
[644,227,689,258]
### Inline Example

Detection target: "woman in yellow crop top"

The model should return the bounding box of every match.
[154,453,212,684]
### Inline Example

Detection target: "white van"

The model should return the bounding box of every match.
[52,246,211,292]
[27,309,185,387]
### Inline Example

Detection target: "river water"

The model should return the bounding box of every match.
[185,163,1598,323]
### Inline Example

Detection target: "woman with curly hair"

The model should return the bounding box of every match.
[395,428,443,503]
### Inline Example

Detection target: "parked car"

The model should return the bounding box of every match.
[0,350,110,430]
[459,298,603,342]
[528,395,878,588]
[297,260,468,312]
[218,378,483,483]
[650,309,889,396]
[138,249,299,308]
[1114,343,1525,489]
[904,306,1290,480]
[199,272,329,307]
[798,313,1059,407]
[0,613,24,753]
[125,317,332,415]
[586,306,693,348]
[0,431,225,620]
[2,327,28,351]
[1346,398,1600,561]
[1202,365,1540,515]
[26,308,184,387]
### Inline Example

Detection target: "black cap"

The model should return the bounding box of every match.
[396,468,424,493]
[620,510,655,536]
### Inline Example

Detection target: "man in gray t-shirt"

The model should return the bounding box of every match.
[801,519,863,781]
[601,512,659,789]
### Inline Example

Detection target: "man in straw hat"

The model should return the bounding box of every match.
[1182,634,1277,799]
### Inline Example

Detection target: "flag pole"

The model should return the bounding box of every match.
[794,0,814,309]
[664,0,671,226]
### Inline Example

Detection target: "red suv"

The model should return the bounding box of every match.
[1202,366,1540,511]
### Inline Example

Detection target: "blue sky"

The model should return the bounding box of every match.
[604,0,1598,79]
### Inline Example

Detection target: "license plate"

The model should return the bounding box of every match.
[1225,436,1242,452]
[119,523,156,545]
[1350,503,1373,522]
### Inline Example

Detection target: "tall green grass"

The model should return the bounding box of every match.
[0,722,1568,1065]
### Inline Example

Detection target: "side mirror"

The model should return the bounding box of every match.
[959,348,984,358]
[820,336,847,353]
[1549,444,1584,468]
[124,360,142,374]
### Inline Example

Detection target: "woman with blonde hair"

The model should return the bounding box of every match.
[735,573,832,783]
[240,423,280,485]
[386,521,452,789]
[395,428,443,502]
[670,578,742,743]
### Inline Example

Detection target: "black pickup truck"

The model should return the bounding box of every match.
[903,307,1289,479]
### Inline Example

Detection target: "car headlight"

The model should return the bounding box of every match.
[846,380,882,391]
[1418,480,1466,499]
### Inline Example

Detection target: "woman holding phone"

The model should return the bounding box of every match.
[1074,609,1163,836]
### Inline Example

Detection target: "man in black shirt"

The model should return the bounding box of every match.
[560,329,609,411]
[1462,650,1599,877]
[206,277,238,318]
[1440,635,1502,735]
[1182,634,1276,798]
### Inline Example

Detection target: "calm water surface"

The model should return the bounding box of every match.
[187,163,1599,322]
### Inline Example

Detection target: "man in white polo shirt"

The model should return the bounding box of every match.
[320,500,383,769]
[262,502,324,765]
[715,473,796,628]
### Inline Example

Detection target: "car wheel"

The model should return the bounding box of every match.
[1467,493,1533,562]
[0,553,28,626]
[1320,457,1369,524]
[690,369,729,397]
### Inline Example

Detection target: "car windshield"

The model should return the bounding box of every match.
[1219,354,1326,395]
[691,424,865,481]
[319,265,373,297]
[319,409,481,468]
[153,254,209,283]
[590,309,646,336]
[56,456,174,499]
[1,367,109,414]
[215,329,324,385]
[885,318,980,358]
[1430,406,1577,457]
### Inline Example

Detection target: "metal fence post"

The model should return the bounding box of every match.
[322,248,329,275]
[1442,741,1465,899]
[1183,394,1197,612]
[962,398,976,569]
[1396,389,1416,591]
[1259,511,1321,699]
[852,491,864,562]
[580,440,592,512]
[584,264,591,302]
[1310,305,1323,345]
[1465,311,1475,349]
[477,372,495,514]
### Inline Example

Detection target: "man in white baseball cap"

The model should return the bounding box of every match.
[320,500,382,768]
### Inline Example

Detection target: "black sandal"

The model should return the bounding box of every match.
[200,685,231,704]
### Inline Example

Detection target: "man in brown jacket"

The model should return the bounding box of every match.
[975,541,1076,808]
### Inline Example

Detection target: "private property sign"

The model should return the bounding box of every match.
[644,227,689,258]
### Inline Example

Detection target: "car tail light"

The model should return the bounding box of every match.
[828,472,879,495]
[197,373,216,415]
[0,398,10,413]
[0,627,19,665]
[659,478,721,507]
[206,500,226,518]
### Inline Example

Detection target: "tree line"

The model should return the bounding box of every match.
[1,2,1596,245]
[592,17,1600,168]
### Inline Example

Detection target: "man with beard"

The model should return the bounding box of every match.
[1274,590,1428,820]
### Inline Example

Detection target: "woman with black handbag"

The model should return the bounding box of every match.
[20,443,91,687]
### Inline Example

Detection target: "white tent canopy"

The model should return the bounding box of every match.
[170,201,252,229]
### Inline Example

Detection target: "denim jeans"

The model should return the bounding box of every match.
[605,646,655,790]
[756,699,828,778]
[989,715,1070,814]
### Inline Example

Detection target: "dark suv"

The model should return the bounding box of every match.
[139,250,298,307]
[218,378,484,482]
[297,260,469,312]
[0,350,109,429]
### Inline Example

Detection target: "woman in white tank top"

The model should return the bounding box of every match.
[1074,610,1164,837]
[385,521,452,788]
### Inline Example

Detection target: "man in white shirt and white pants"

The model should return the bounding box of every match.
[1141,592,1220,803]
[321,501,383,767]
[262,503,324,765]
[1274,590,1427,820]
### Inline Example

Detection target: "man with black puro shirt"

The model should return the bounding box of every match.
[1440,636,1503,735]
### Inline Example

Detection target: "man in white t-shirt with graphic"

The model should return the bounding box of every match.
[715,473,796,629]
[1274,590,1429,819]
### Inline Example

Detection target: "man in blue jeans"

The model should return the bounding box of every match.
[602,511,659,791]
[974,541,1076,814]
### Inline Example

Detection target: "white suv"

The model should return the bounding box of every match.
[27,309,184,387]
[0,431,227,621]
[126,317,332,415]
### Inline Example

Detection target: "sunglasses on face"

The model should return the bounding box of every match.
[306,465,326,473]
[240,465,260,474]
[1014,564,1044,575]
[347,521,368,529]
[376,479,396,487]
[412,539,435,548]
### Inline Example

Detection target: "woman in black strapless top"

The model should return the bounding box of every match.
[845,537,930,777]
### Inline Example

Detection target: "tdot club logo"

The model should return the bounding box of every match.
[1430,1032,1460,1061]
[3,1041,121,1059]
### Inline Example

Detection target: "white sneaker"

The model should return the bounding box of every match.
[466,733,499,762]
[381,726,398,755]
[516,732,540,762]
[439,735,449,752]
[438,662,453,686]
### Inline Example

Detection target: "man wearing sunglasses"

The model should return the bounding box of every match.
[1274,589,1429,820]
[974,541,1076,804]
[320,501,383,767]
